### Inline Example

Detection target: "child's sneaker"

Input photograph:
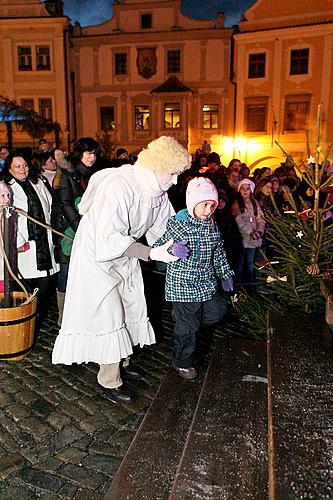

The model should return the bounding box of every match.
[173,366,198,380]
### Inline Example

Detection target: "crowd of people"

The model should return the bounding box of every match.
[0,135,332,403]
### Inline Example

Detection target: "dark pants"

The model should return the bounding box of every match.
[57,262,69,293]
[235,247,257,291]
[172,292,227,368]
[24,275,56,325]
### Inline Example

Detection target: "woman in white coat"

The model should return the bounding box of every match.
[52,136,192,404]
[1,151,59,320]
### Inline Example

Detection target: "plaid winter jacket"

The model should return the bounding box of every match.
[153,209,234,302]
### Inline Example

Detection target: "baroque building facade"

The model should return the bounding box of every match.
[0,0,333,165]
[0,0,71,149]
[71,0,231,155]
[234,0,333,165]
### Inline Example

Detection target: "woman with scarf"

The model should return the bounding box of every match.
[0,151,59,321]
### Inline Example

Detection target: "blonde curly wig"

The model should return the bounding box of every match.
[136,136,192,174]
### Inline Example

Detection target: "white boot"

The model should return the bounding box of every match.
[56,290,65,328]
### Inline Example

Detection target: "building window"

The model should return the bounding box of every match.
[141,13,152,29]
[245,98,268,132]
[100,106,115,131]
[18,46,32,71]
[203,104,219,129]
[135,105,150,130]
[248,53,266,78]
[290,49,309,75]
[167,50,181,73]
[39,98,53,120]
[36,46,51,71]
[164,103,180,129]
[115,53,127,75]
[20,99,35,111]
[284,95,310,131]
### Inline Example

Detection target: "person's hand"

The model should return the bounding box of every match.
[171,240,189,259]
[54,149,65,163]
[150,240,180,263]
[222,277,234,292]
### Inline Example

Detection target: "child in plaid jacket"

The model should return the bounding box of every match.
[153,177,234,380]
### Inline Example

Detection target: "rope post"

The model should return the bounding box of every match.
[3,207,11,308]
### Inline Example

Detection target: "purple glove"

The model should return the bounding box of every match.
[222,277,234,292]
[171,240,190,259]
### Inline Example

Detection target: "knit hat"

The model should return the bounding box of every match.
[116,148,128,158]
[237,178,255,193]
[206,152,221,165]
[136,136,191,174]
[186,177,218,217]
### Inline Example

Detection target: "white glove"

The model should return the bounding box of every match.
[150,240,180,263]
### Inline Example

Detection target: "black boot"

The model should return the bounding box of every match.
[97,383,137,404]
[122,364,145,380]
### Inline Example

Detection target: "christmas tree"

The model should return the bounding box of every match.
[234,105,333,337]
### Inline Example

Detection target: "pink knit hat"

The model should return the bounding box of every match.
[186,177,218,217]
[238,178,255,193]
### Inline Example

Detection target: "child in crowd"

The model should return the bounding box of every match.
[235,178,266,292]
[0,181,29,292]
[153,177,234,380]
[214,190,242,274]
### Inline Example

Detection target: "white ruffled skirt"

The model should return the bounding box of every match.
[52,231,156,366]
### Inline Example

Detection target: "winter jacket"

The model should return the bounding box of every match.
[236,199,266,249]
[153,209,234,302]
[51,159,101,263]
[9,178,59,279]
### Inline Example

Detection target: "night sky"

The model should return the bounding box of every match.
[63,0,256,27]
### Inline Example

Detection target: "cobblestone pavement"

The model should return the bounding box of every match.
[0,270,234,499]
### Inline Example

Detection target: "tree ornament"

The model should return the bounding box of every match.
[306,263,320,275]
[267,275,288,284]
[231,294,239,306]
[258,260,280,270]
[307,155,315,164]
[296,231,304,239]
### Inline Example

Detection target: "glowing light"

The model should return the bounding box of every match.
[234,137,247,156]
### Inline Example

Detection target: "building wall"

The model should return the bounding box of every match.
[234,0,333,167]
[1,0,333,166]
[71,0,232,156]
[0,7,69,149]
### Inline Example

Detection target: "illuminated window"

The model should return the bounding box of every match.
[39,98,53,120]
[167,50,181,73]
[164,103,180,129]
[245,98,268,132]
[248,53,266,78]
[135,105,150,130]
[36,46,51,71]
[284,95,310,131]
[141,13,152,29]
[100,106,115,131]
[18,46,32,71]
[290,49,309,75]
[115,53,127,75]
[21,99,35,111]
[203,104,219,129]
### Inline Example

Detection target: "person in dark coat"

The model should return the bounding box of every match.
[51,137,104,326]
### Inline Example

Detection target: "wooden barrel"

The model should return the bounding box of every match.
[0,292,37,361]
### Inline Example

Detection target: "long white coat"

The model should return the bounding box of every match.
[9,178,59,279]
[52,165,174,366]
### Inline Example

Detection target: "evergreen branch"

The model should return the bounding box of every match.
[305,129,311,157]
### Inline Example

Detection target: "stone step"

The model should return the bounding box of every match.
[106,336,268,499]
[169,337,268,499]
[267,311,333,498]
[105,368,204,500]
